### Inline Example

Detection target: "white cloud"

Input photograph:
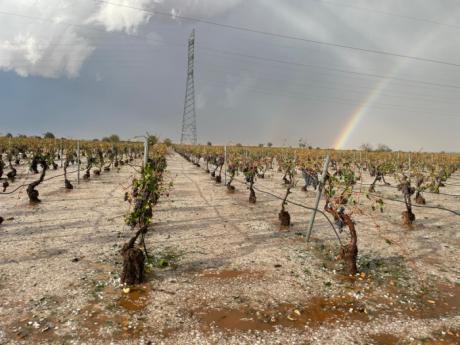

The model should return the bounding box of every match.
[87,0,152,34]
[0,0,243,78]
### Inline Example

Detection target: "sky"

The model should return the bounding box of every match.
[0,0,459,152]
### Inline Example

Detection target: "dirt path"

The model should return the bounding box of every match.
[0,162,137,344]
[143,153,460,344]
[0,153,459,345]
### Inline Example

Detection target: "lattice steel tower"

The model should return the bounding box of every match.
[180,29,197,145]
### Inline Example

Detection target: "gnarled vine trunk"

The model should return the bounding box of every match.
[27,164,47,203]
[227,173,236,192]
[279,183,292,227]
[340,214,358,275]
[64,161,73,189]
[6,161,16,182]
[278,209,290,226]
[121,227,146,285]
[325,203,358,275]
[215,165,223,183]
[398,180,416,226]
[249,182,256,203]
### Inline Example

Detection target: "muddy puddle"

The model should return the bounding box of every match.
[195,295,368,332]
[71,284,152,340]
[195,279,460,333]
[117,285,151,311]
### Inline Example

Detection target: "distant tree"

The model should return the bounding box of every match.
[109,134,120,142]
[93,138,99,141]
[6,133,13,138]
[267,142,273,147]
[163,138,172,146]
[207,141,212,146]
[43,132,55,139]
[18,134,27,138]
[236,143,242,147]
[102,135,120,142]
[298,138,307,148]
[148,135,158,146]
[258,143,264,147]
[376,144,392,152]
[360,143,373,152]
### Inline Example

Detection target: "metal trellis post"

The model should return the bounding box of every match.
[224,145,227,185]
[144,137,149,168]
[60,138,63,168]
[408,152,411,182]
[306,155,330,242]
[77,140,80,185]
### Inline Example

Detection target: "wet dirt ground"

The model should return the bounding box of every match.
[0,152,459,344]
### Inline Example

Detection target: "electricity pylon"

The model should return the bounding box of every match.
[180,29,197,145]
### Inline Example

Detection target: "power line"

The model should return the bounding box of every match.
[201,76,458,116]
[93,0,460,68]
[199,47,460,91]
[201,79,460,118]
[312,0,460,30]
[2,8,460,93]
[201,63,460,107]
[10,38,454,106]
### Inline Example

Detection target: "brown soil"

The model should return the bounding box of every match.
[1,153,459,345]
[195,295,368,333]
[200,269,264,280]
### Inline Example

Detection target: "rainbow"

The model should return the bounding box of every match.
[333,21,448,150]
[333,77,391,150]
[260,0,448,150]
